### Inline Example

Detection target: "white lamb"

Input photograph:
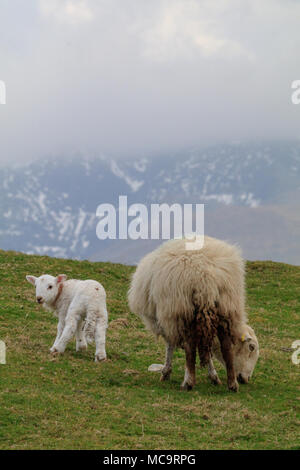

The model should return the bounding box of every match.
[26,274,108,362]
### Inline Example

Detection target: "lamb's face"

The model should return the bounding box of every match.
[232,325,259,384]
[26,274,67,306]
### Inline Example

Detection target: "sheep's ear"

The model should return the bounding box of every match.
[26,275,37,286]
[241,333,252,342]
[56,274,67,284]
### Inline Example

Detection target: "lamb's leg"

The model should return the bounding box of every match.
[51,308,81,354]
[207,356,222,385]
[181,341,196,390]
[160,343,174,381]
[94,316,107,362]
[76,319,87,352]
[217,327,238,392]
[50,317,65,353]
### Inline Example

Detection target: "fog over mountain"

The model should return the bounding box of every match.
[1,1,300,166]
[1,141,300,265]
[1,2,300,265]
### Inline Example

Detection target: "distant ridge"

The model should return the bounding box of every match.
[1,141,300,265]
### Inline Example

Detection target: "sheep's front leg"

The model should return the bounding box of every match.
[160,343,174,381]
[76,319,87,352]
[207,356,221,385]
[217,327,238,392]
[50,317,65,353]
[181,341,196,391]
[94,316,107,362]
[52,309,80,354]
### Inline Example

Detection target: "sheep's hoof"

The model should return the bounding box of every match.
[181,382,194,391]
[209,375,222,386]
[76,344,88,352]
[228,380,239,392]
[160,374,170,382]
[95,354,107,362]
[160,369,172,381]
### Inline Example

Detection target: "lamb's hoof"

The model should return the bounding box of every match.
[95,354,107,362]
[49,348,61,357]
[181,382,194,391]
[209,375,222,386]
[76,344,88,352]
[228,380,239,392]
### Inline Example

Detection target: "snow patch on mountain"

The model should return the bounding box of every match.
[110,160,144,192]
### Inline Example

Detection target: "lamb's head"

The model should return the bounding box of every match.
[232,324,259,384]
[26,274,67,307]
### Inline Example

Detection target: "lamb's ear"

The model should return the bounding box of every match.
[26,275,37,286]
[56,274,67,284]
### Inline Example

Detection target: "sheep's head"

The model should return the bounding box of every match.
[232,324,259,384]
[26,274,67,307]
[213,324,259,384]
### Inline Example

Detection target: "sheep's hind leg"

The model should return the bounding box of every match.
[207,356,222,385]
[181,341,196,391]
[94,316,107,362]
[217,326,238,392]
[76,319,87,352]
[160,343,174,381]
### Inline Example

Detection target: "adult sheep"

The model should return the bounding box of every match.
[128,236,259,392]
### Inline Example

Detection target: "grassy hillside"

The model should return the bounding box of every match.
[0,250,299,450]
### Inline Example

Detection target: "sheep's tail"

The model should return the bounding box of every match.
[194,304,219,367]
[83,310,98,344]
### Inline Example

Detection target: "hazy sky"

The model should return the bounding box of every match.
[0,0,300,164]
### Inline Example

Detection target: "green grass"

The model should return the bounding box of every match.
[0,250,299,449]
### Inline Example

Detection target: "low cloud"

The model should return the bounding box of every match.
[0,0,299,165]
[39,0,94,25]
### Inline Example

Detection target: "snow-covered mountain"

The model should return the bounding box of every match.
[1,141,300,264]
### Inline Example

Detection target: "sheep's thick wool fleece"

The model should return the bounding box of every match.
[128,236,246,349]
